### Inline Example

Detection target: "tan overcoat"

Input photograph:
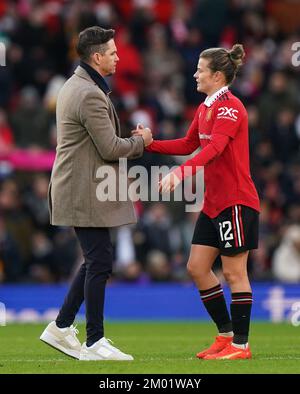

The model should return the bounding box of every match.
[49,66,144,227]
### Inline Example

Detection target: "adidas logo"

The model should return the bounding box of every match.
[225,242,232,248]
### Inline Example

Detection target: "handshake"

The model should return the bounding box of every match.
[131,123,153,147]
[131,123,181,193]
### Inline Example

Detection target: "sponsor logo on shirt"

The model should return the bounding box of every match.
[217,106,239,121]
[198,133,212,140]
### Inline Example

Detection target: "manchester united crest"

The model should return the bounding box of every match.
[206,109,213,121]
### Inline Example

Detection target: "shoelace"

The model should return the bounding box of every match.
[102,337,121,352]
[70,324,79,337]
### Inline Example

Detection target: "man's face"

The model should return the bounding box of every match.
[193,57,216,94]
[98,39,119,76]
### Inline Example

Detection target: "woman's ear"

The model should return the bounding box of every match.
[214,70,226,84]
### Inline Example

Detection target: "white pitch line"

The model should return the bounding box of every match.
[0,359,69,362]
[1,357,300,362]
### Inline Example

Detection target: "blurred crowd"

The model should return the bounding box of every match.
[0,0,300,284]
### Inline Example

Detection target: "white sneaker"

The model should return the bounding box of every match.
[79,337,134,361]
[40,321,81,359]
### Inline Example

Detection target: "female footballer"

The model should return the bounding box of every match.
[134,44,260,360]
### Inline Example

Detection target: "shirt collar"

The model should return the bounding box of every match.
[204,86,229,107]
[79,61,111,95]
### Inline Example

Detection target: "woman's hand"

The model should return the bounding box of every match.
[159,172,182,193]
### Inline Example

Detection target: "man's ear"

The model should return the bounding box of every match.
[92,52,102,66]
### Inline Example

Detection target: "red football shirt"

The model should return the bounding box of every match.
[146,88,260,218]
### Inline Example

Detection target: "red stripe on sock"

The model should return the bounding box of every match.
[202,293,224,302]
[232,293,252,298]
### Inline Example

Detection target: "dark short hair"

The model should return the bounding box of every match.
[76,26,115,62]
[200,44,245,85]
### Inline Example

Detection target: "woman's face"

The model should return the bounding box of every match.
[194,57,223,95]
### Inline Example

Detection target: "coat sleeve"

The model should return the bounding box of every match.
[80,90,144,161]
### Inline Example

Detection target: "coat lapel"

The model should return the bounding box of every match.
[74,66,121,136]
[107,96,121,137]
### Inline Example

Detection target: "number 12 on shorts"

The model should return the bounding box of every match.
[219,221,234,241]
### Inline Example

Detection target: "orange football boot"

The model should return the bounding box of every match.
[204,342,252,360]
[196,335,232,359]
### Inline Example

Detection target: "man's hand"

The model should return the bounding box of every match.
[159,172,182,193]
[131,123,153,147]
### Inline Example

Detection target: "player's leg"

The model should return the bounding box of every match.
[222,250,252,350]
[187,244,220,289]
[188,212,233,358]
[204,205,258,360]
[204,251,252,360]
[188,244,233,358]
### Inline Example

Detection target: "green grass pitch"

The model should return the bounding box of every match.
[0,322,299,374]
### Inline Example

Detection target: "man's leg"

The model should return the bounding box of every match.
[40,237,86,358]
[41,226,125,360]
[74,227,113,347]
[72,228,134,361]
[56,262,86,328]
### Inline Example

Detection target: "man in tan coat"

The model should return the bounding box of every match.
[40,26,152,361]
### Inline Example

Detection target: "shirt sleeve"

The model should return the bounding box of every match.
[173,133,230,180]
[145,106,201,155]
[211,98,246,139]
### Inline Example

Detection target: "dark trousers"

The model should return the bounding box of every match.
[56,227,113,346]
